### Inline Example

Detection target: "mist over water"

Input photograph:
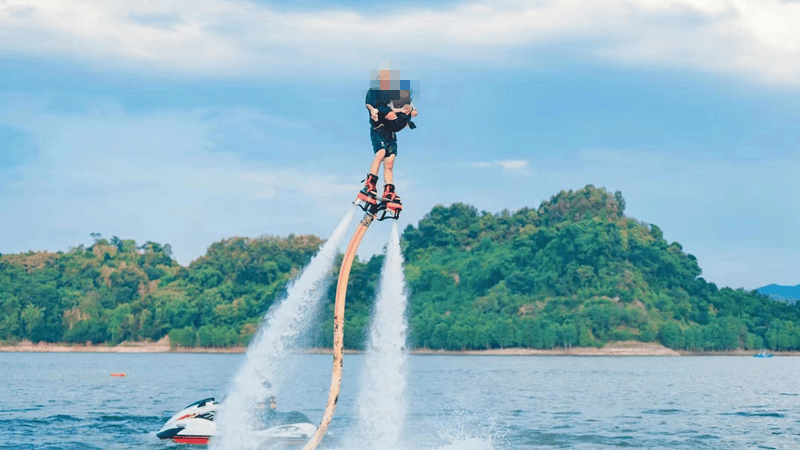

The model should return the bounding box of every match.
[210,206,357,450]
[350,222,410,450]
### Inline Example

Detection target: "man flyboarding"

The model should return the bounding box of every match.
[358,69,418,219]
[304,70,419,450]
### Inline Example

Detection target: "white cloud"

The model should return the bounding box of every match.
[0,97,358,264]
[471,159,529,172]
[2,0,800,85]
[496,160,529,170]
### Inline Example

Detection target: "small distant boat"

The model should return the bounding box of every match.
[754,350,774,358]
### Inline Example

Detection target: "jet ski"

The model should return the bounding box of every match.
[157,397,317,445]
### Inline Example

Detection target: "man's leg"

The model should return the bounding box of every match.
[383,154,395,185]
[370,150,386,176]
[360,149,385,201]
[381,153,401,203]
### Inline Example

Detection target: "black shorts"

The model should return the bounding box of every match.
[370,127,397,156]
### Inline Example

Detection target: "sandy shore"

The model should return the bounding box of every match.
[412,341,682,356]
[3,339,792,356]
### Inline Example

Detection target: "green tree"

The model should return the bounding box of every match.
[659,322,684,349]
[169,326,197,347]
[21,303,44,339]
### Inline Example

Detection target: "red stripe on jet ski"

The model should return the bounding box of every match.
[172,436,210,445]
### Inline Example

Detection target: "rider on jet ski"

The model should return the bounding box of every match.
[259,396,312,428]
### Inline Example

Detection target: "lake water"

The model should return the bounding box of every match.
[1,353,798,449]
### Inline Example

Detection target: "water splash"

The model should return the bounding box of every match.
[211,206,357,450]
[350,221,410,450]
[435,438,496,450]
[432,408,507,450]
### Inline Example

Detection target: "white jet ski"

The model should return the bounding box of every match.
[157,397,317,445]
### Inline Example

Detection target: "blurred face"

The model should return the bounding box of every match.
[379,70,391,90]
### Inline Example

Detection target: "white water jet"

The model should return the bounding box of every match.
[211,206,357,450]
[351,221,411,450]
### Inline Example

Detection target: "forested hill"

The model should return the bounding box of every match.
[2,185,800,351]
[0,235,323,347]
[399,186,800,351]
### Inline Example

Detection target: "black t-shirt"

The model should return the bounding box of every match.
[365,88,413,128]
[365,88,393,116]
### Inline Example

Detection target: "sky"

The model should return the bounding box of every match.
[1,0,798,290]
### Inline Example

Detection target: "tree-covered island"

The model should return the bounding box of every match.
[2,186,799,352]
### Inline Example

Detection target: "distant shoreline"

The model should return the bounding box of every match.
[2,340,796,356]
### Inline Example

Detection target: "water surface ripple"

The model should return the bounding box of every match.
[1,353,798,449]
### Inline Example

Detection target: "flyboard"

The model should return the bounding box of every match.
[301,191,402,450]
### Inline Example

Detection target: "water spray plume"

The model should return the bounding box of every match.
[352,221,410,450]
[211,206,358,450]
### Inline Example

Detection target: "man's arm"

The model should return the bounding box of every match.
[388,104,418,119]
[366,89,392,122]
[366,104,379,122]
[365,89,378,121]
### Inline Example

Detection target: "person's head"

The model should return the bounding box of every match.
[379,70,392,90]
[370,69,391,90]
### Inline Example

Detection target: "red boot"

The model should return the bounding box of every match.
[381,183,403,218]
[357,173,379,204]
[381,183,401,203]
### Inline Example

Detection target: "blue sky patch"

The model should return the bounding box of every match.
[0,0,798,289]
